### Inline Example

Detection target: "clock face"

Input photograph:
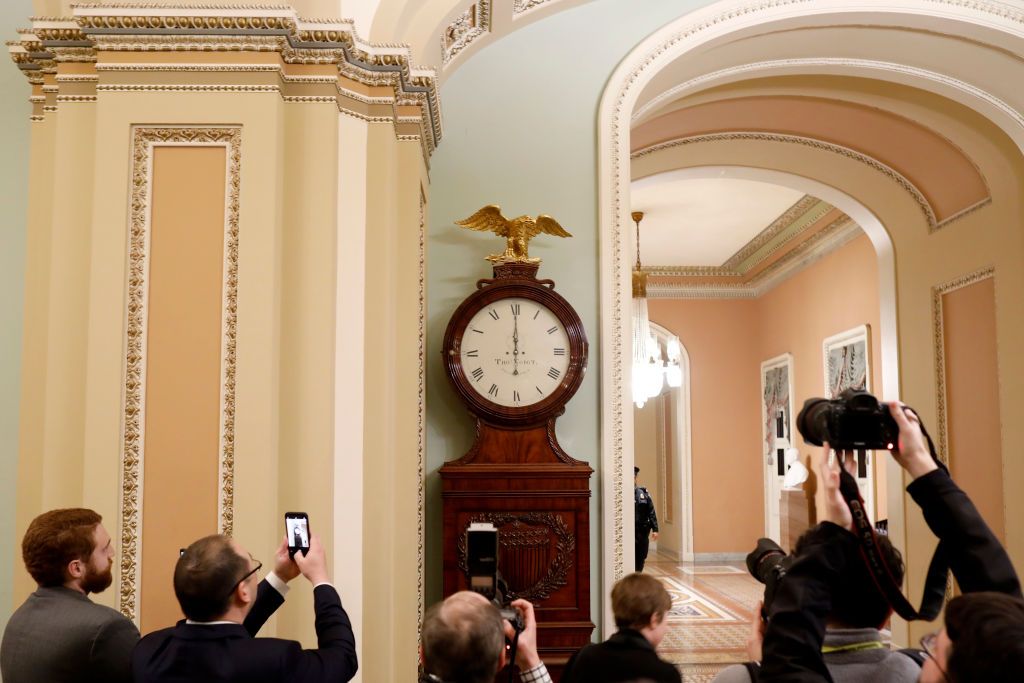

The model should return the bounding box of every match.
[460,296,572,408]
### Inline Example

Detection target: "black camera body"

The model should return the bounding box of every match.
[796,389,898,450]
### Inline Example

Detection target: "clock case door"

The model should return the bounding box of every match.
[440,262,594,678]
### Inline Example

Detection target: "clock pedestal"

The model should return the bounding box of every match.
[440,419,594,679]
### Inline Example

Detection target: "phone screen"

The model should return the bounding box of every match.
[285,513,310,556]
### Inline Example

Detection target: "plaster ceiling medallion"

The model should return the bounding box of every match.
[629,176,803,267]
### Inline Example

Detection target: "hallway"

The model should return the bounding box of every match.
[646,558,762,682]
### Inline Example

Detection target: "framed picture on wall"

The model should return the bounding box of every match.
[761,353,794,542]
[822,324,874,516]
[823,324,871,398]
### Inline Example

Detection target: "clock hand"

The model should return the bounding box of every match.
[512,311,520,375]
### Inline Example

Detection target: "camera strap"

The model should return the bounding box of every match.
[838,461,950,622]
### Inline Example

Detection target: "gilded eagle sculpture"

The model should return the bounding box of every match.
[456,204,572,264]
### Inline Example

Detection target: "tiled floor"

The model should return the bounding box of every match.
[644,557,764,682]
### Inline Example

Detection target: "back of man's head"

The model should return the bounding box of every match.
[421,592,504,683]
[944,591,1024,682]
[173,534,249,622]
[792,530,903,629]
[22,508,102,587]
[612,573,671,631]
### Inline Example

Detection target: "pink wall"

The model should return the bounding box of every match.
[943,278,1005,542]
[649,233,883,553]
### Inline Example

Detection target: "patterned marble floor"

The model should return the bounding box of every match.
[645,557,764,682]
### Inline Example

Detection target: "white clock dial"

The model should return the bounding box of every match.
[460,297,572,407]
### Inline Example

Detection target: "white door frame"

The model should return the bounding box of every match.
[760,353,795,543]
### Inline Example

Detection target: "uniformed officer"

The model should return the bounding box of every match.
[634,466,659,571]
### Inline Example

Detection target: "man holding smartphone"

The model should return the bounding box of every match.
[132,531,357,682]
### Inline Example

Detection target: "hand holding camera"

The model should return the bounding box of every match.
[886,402,939,480]
[272,537,301,583]
[293,533,330,586]
[502,599,540,670]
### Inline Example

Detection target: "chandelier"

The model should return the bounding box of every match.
[631,211,683,409]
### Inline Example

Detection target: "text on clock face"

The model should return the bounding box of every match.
[461,296,572,408]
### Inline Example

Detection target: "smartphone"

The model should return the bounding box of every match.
[285,512,310,557]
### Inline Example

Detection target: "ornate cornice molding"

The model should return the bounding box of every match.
[642,194,834,277]
[931,266,995,465]
[442,1,491,67]
[120,126,241,623]
[7,4,442,157]
[648,216,859,299]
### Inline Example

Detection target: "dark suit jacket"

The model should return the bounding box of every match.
[0,585,141,683]
[562,629,681,683]
[132,583,357,683]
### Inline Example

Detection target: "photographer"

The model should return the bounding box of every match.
[420,591,549,683]
[758,401,1024,682]
[714,529,918,682]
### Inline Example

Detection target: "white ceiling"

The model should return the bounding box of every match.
[629,175,805,267]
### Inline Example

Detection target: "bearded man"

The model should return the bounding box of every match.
[1,508,140,682]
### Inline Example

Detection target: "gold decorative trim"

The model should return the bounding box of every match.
[416,189,427,667]
[514,0,554,14]
[55,95,97,102]
[721,195,829,270]
[442,1,491,66]
[648,216,858,299]
[7,5,442,157]
[120,126,241,622]
[931,267,995,465]
[97,83,279,93]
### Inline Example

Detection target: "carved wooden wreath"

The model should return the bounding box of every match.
[456,512,575,602]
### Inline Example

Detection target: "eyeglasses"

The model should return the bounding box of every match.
[920,631,950,682]
[224,555,262,600]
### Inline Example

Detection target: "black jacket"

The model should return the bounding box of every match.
[759,469,1021,681]
[562,628,681,683]
[132,583,357,683]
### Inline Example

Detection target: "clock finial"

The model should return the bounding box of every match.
[455,204,572,264]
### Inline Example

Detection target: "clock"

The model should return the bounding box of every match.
[442,262,587,427]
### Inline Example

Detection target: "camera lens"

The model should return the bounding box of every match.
[746,537,787,584]
[796,398,832,447]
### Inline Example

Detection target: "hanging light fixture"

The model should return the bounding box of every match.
[631,211,664,408]
[632,211,685,407]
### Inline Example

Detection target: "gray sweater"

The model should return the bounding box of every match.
[711,628,919,683]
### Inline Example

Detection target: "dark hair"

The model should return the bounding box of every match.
[792,530,903,628]
[421,593,504,683]
[22,508,102,587]
[945,592,1024,682]
[173,535,249,622]
[612,573,672,630]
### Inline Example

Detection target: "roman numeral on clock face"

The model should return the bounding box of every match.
[547,367,561,380]
[510,303,520,316]
[488,309,500,320]
[547,326,558,335]
[513,390,521,403]
[488,384,499,397]
[471,368,484,381]
[466,350,478,357]
[553,348,565,356]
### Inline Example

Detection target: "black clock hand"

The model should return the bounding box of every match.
[512,310,520,375]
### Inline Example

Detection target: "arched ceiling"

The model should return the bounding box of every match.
[624,18,1023,289]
